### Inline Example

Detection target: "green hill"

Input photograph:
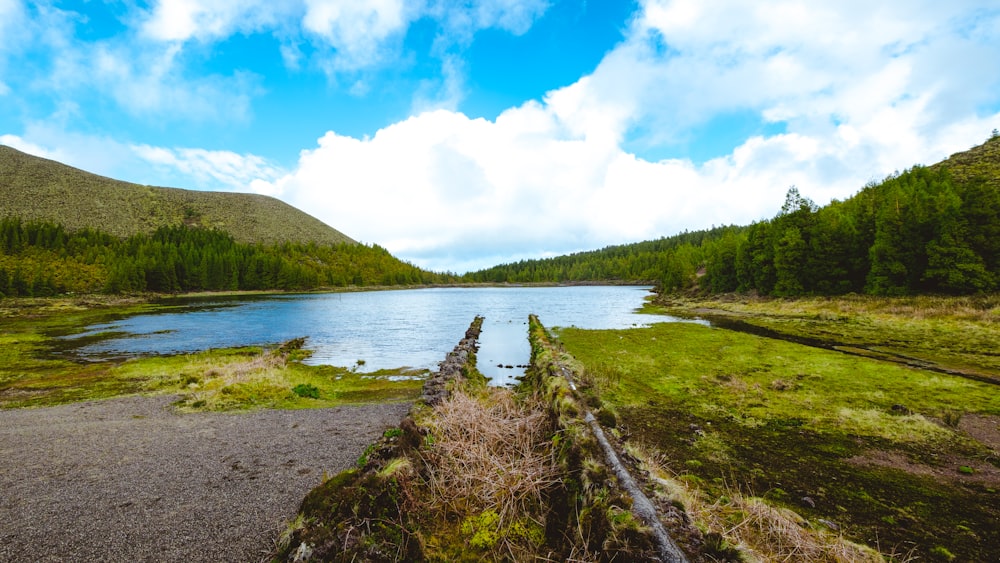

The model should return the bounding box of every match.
[0,145,354,246]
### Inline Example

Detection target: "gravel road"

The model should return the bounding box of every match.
[0,395,410,562]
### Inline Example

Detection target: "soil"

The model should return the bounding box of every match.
[848,414,1000,489]
[0,395,410,563]
[958,414,1000,453]
[847,449,1000,488]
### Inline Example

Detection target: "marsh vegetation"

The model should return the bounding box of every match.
[556,294,1000,561]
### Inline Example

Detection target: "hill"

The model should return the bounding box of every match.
[0,145,353,246]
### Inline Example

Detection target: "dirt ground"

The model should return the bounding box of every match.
[0,395,410,562]
[847,414,1000,489]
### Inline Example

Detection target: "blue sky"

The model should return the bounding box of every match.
[2,1,999,272]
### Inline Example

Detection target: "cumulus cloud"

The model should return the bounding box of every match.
[618,0,1000,154]
[256,0,1000,273]
[302,0,416,71]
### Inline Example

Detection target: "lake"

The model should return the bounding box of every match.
[63,286,685,386]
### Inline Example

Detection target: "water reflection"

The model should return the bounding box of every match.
[63,286,685,386]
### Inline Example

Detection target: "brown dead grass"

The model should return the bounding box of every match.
[419,388,561,557]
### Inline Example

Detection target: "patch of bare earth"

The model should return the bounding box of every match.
[0,395,409,563]
[847,448,1000,488]
[958,414,1000,453]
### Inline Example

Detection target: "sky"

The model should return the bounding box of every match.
[2,1,999,273]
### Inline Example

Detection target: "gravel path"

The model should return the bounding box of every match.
[0,395,410,562]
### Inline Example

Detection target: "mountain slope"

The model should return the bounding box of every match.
[0,145,353,246]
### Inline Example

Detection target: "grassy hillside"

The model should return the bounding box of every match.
[931,131,1000,188]
[0,145,354,246]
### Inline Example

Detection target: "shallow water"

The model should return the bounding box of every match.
[62,286,684,386]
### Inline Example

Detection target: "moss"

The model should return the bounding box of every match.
[289,468,418,562]
[460,509,502,550]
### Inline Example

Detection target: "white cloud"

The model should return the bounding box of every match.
[0,0,26,55]
[0,134,58,160]
[136,0,551,74]
[131,144,285,193]
[412,54,466,112]
[428,0,550,45]
[6,0,999,275]
[141,0,294,42]
[2,127,282,194]
[617,0,1000,153]
[86,43,258,122]
[257,0,1000,273]
[302,0,415,71]
[1,127,153,182]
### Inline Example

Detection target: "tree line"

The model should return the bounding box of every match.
[0,220,454,297]
[465,162,999,296]
[698,165,999,295]
[463,227,741,285]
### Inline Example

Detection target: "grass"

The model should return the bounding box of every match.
[555,318,1000,561]
[650,293,1000,381]
[416,387,561,559]
[0,296,423,410]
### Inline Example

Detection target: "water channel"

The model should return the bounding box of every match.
[63,286,690,386]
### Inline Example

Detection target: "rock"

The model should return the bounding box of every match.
[818,518,840,531]
[800,496,816,508]
[291,542,313,563]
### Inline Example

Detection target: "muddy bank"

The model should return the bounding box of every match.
[0,396,409,562]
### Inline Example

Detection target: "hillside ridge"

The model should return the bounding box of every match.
[0,145,354,246]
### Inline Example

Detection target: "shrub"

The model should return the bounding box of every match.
[292,383,320,399]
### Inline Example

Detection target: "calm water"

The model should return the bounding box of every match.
[63,286,681,386]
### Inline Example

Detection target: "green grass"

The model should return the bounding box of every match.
[0,144,354,246]
[650,293,1000,380]
[556,320,1000,561]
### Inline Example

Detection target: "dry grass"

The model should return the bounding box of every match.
[419,388,561,558]
[179,350,292,410]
